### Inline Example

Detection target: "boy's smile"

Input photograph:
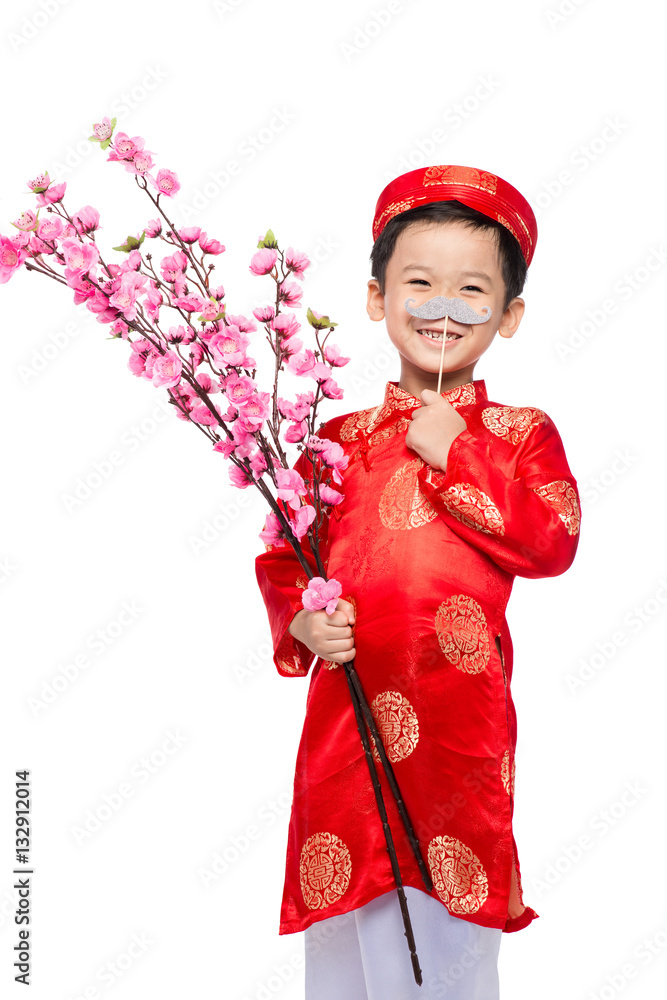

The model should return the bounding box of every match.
[367,220,525,397]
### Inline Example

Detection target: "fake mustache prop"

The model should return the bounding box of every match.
[404,295,492,323]
[404,296,494,393]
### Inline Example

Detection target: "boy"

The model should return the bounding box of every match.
[255,164,581,999]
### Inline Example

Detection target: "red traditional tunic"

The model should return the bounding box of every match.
[255,378,581,936]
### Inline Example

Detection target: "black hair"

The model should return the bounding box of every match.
[369,200,527,312]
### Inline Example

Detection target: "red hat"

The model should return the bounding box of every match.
[372,164,537,266]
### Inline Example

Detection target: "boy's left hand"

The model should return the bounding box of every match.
[405,388,467,471]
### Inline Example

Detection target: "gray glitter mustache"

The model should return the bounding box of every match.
[404,296,492,324]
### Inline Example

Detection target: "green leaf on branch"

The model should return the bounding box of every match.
[112,232,146,253]
[307,307,337,330]
[257,228,278,249]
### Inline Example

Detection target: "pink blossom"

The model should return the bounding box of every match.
[12,230,30,248]
[144,280,162,321]
[250,451,267,477]
[229,463,254,489]
[119,249,142,272]
[125,150,154,175]
[72,206,100,235]
[237,391,270,431]
[324,344,351,367]
[0,235,28,283]
[253,304,275,323]
[191,403,219,426]
[259,512,285,548]
[321,377,344,400]
[29,234,56,256]
[230,422,257,458]
[173,293,205,312]
[225,312,256,334]
[209,326,251,367]
[70,275,97,303]
[165,325,193,344]
[36,182,66,206]
[107,132,145,162]
[284,247,310,277]
[110,319,129,339]
[151,351,183,388]
[276,468,307,510]
[319,485,344,506]
[278,391,313,422]
[214,438,235,458]
[188,342,205,368]
[144,219,162,238]
[36,215,64,242]
[149,168,180,198]
[160,250,188,282]
[199,232,225,255]
[286,349,316,378]
[199,298,223,322]
[27,172,50,194]
[61,238,99,278]
[278,279,303,308]
[301,577,342,615]
[12,210,38,232]
[281,336,303,357]
[249,247,278,275]
[271,312,300,339]
[319,440,349,484]
[196,372,220,394]
[224,374,255,406]
[211,284,226,301]
[178,226,201,243]
[92,118,114,141]
[292,504,317,540]
[311,362,333,382]
[284,420,308,443]
[127,338,153,377]
[109,271,147,321]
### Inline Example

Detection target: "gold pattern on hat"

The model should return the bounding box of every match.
[422,165,498,195]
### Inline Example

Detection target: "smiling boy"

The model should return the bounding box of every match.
[255,164,581,999]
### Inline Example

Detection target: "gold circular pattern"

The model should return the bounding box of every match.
[481,405,546,445]
[296,573,309,590]
[435,594,490,673]
[532,480,581,535]
[427,835,489,914]
[370,691,420,763]
[299,832,352,910]
[441,483,505,536]
[501,749,515,796]
[379,459,438,530]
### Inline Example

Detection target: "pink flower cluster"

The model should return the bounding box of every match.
[3,115,351,607]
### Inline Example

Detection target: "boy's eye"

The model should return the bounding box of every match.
[408,279,430,285]
[462,285,483,292]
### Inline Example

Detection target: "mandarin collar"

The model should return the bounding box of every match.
[383,379,487,413]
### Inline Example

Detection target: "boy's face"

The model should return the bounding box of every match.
[366,220,525,395]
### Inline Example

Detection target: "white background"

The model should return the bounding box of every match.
[1,1,665,998]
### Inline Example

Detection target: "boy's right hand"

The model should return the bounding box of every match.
[288,599,356,664]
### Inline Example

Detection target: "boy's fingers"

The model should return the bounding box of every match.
[336,598,356,624]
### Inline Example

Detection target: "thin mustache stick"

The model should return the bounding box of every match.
[436,315,448,395]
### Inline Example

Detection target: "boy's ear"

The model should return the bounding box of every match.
[497,297,525,339]
[366,278,385,322]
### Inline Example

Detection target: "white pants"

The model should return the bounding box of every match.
[304,887,502,1000]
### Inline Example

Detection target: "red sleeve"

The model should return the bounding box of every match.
[254,450,331,678]
[417,414,581,579]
